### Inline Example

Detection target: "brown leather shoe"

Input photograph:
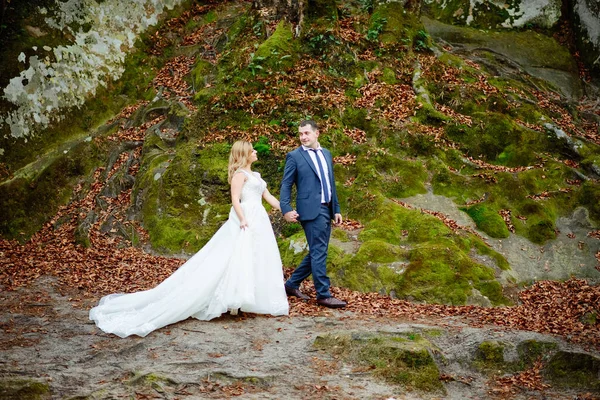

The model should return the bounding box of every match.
[317,297,347,308]
[285,285,310,300]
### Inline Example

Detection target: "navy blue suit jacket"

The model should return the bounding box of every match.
[280,146,340,221]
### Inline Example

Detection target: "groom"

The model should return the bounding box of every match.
[280,120,347,308]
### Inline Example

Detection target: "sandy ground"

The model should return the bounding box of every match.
[1,276,598,400]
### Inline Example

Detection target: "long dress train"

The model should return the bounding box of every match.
[89,170,289,338]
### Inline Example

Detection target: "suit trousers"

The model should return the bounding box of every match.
[285,204,332,299]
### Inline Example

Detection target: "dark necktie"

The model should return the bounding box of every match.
[310,149,330,204]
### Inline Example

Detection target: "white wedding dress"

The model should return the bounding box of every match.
[89,170,289,338]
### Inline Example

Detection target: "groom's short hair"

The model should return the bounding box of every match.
[299,120,318,131]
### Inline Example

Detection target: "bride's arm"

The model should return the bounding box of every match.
[231,172,248,229]
[262,188,281,211]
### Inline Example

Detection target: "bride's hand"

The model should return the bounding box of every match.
[240,218,249,230]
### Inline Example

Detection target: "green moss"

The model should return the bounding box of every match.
[423,329,443,337]
[278,231,308,267]
[191,59,214,90]
[372,156,428,198]
[253,21,297,72]
[475,340,565,377]
[517,340,558,367]
[399,241,507,305]
[359,202,452,245]
[306,0,338,22]
[413,99,451,127]
[370,2,423,45]
[473,239,510,271]
[331,227,350,242]
[544,352,600,390]
[334,200,510,305]
[127,371,178,394]
[0,379,50,400]
[578,181,600,224]
[135,139,231,253]
[580,312,598,325]
[423,0,470,26]
[203,10,218,24]
[524,217,557,244]
[333,240,407,291]
[342,107,372,134]
[314,332,445,393]
[0,137,108,240]
[474,340,506,372]
[447,113,523,161]
[463,204,510,239]
[382,67,398,84]
[470,1,510,29]
[431,151,589,244]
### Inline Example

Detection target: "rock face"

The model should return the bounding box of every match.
[422,16,582,98]
[573,0,600,75]
[423,0,562,29]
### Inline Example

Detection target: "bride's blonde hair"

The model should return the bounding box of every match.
[228,140,253,183]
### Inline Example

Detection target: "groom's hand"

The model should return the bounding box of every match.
[284,210,299,222]
[334,213,342,225]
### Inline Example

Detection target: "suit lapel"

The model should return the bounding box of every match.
[299,147,319,177]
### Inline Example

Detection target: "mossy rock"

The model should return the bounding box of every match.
[359,201,452,245]
[399,241,507,305]
[422,0,471,26]
[128,371,178,386]
[127,371,178,394]
[305,0,338,23]
[344,201,509,305]
[362,155,428,199]
[473,340,508,373]
[463,204,510,239]
[252,20,297,73]
[578,181,600,224]
[0,137,108,240]
[474,339,564,376]
[314,332,445,393]
[516,340,558,367]
[341,107,372,132]
[370,2,423,45]
[0,24,163,176]
[0,378,51,400]
[278,231,308,267]
[191,59,215,92]
[329,239,407,293]
[544,351,600,391]
[134,139,231,253]
[447,113,523,162]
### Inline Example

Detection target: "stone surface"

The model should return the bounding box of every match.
[422,16,583,98]
[573,0,600,75]
[401,189,600,284]
[423,0,562,29]
[1,277,598,399]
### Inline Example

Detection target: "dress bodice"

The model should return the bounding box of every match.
[239,170,266,203]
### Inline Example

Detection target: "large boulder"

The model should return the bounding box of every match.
[573,0,600,75]
[423,0,562,29]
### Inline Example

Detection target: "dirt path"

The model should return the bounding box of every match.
[1,277,598,400]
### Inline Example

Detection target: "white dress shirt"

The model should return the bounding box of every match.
[302,145,332,204]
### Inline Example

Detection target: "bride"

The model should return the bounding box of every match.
[89,140,289,338]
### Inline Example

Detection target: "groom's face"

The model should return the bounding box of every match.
[299,125,319,149]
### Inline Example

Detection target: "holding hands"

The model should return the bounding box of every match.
[284,210,342,225]
[284,210,300,223]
